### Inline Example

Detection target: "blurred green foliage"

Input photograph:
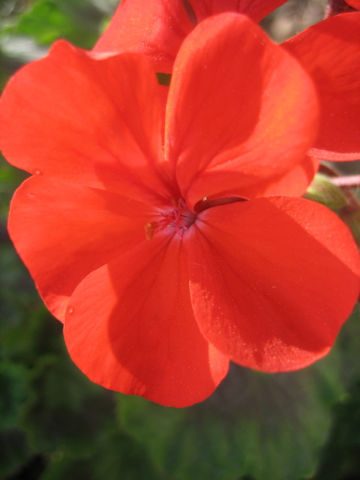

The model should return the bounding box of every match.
[114,308,360,480]
[1,1,360,479]
[2,0,105,48]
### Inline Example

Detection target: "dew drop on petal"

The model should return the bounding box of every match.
[68,306,74,315]
[34,170,42,175]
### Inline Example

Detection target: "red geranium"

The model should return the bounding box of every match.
[95,0,288,72]
[1,14,359,407]
[345,0,360,8]
[96,0,360,162]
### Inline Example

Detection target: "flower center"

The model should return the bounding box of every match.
[145,196,248,240]
[145,200,196,240]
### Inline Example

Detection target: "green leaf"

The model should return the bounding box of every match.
[41,429,168,480]
[314,379,360,480]
[304,174,348,212]
[0,362,28,430]
[0,159,26,216]
[0,429,30,478]
[116,307,360,480]
[21,354,114,455]
[40,452,94,480]
[3,0,103,49]
[0,242,63,365]
[92,429,169,480]
[342,208,360,246]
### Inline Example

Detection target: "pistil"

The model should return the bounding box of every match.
[145,199,196,240]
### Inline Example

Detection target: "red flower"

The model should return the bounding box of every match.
[345,0,360,8]
[94,0,288,72]
[282,13,360,161]
[96,1,360,161]
[1,14,359,407]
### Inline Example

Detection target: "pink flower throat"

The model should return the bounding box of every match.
[145,200,196,240]
[144,196,247,240]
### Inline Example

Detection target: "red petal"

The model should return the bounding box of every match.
[94,0,192,73]
[0,40,170,200]
[165,14,319,207]
[247,154,320,197]
[8,176,151,321]
[189,155,319,201]
[345,0,360,8]
[283,13,360,161]
[94,0,286,72]
[186,197,360,372]
[64,236,229,407]
[192,0,287,22]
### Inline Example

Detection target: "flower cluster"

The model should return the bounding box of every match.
[1,0,359,407]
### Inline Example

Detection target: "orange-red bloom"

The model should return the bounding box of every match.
[1,14,359,407]
[96,1,360,162]
[345,0,360,8]
[95,0,288,72]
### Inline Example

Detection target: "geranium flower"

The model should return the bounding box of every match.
[328,0,360,13]
[95,0,360,161]
[1,14,359,407]
[94,0,288,72]
[345,0,360,9]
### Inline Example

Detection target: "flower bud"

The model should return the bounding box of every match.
[304,174,348,212]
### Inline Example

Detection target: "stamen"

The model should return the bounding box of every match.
[145,196,248,240]
[194,195,248,213]
[145,221,158,240]
[181,0,198,25]
[145,199,196,239]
